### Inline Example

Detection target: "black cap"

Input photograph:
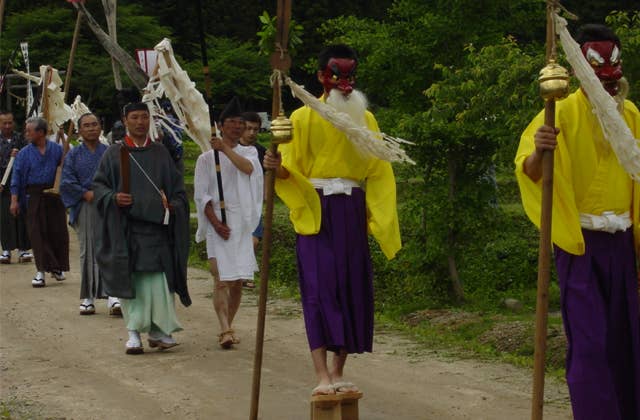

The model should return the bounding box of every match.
[123,102,149,117]
[218,97,243,124]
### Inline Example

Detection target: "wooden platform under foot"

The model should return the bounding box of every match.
[310,392,363,420]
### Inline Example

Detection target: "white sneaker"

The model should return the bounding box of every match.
[148,331,178,350]
[18,251,32,263]
[0,250,10,264]
[32,272,45,288]
[51,271,66,281]
[108,297,122,316]
[125,330,143,355]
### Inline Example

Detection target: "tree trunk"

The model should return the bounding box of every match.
[71,2,147,89]
[447,153,465,303]
[0,0,6,34]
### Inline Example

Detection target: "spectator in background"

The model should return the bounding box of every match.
[0,111,31,264]
[239,111,267,289]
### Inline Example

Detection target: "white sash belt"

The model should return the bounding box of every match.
[579,211,632,233]
[309,178,360,196]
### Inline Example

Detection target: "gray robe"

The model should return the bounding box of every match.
[92,142,191,306]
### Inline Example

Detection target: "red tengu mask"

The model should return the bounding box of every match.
[581,41,623,96]
[320,58,357,95]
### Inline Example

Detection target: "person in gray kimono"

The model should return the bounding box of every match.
[92,102,191,355]
[61,113,121,316]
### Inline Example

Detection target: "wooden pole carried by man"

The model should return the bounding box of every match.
[530,1,569,419]
[249,1,293,419]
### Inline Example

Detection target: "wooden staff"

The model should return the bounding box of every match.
[531,2,569,419]
[47,6,81,194]
[101,0,122,90]
[250,1,292,419]
[193,3,226,225]
[213,140,227,224]
[63,8,83,103]
[120,144,130,194]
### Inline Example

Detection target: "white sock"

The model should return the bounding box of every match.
[128,330,141,342]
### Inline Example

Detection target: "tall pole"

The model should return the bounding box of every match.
[64,9,83,102]
[0,0,6,35]
[250,1,292,419]
[101,0,122,90]
[195,0,226,224]
[531,2,569,419]
[196,0,211,102]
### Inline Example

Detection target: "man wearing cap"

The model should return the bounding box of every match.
[92,102,191,354]
[194,97,263,349]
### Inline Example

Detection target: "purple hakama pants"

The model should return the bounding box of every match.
[555,229,640,420]
[296,188,374,354]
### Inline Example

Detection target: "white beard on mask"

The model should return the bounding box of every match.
[326,88,369,127]
[614,76,629,114]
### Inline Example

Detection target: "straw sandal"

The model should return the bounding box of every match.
[218,330,234,349]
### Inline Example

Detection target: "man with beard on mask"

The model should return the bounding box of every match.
[264,44,400,398]
[515,24,640,420]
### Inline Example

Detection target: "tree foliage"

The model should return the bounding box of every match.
[1,0,639,307]
[317,0,640,303]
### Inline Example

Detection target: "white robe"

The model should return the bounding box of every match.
[194,145,263,280]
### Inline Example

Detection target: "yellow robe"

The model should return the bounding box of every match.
[275,104,401,260]
[515,89,640,255]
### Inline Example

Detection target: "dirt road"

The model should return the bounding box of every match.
[0,231,572,419]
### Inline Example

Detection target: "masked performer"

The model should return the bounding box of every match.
[264,45,401,397]
[515,24,640,420]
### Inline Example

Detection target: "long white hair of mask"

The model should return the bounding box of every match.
[326,88,369,127]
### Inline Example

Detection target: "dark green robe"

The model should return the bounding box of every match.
[92,142,191,306]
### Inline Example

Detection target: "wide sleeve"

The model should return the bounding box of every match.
[92,145,134,298]
[275,108,322,235]
[10,148,26,195]
[514,109,584,255]
[364,114,401,260]
[167,156,191,307]
[364,161,401,260]
[236,146,263,232]
[60,149,85,209]
[193,152,214,243]
[9,148,27,209]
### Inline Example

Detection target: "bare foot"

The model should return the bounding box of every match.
[333,381,359,394]
[311,383,335,396]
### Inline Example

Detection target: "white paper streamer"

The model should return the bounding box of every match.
[555,13,640,181]
[141,38,212,153]
[275,71,415,164]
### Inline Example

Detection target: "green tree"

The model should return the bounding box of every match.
[318,0,546,302]
[1,3,171,122]
[606,10,640,100]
